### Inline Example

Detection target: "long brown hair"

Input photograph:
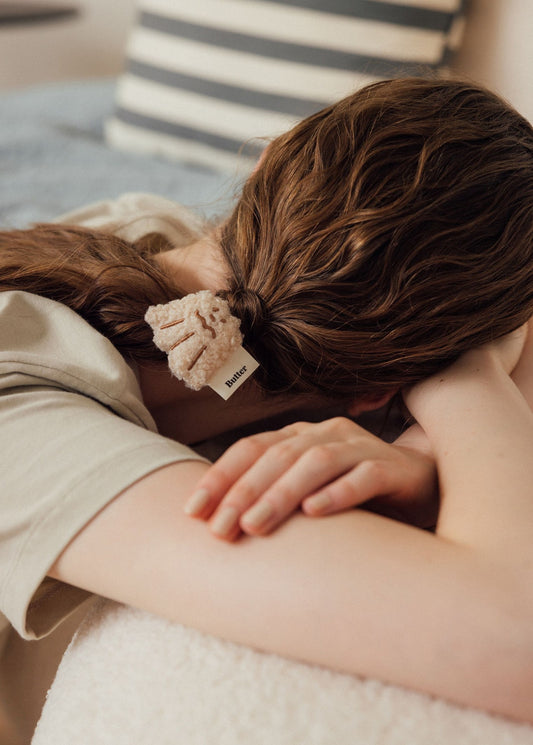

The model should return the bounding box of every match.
[220,77,533,399]
[1,78,533,402]
[0,226,180,362]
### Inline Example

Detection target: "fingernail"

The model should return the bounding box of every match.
[184,488,210,516]
[242,501,274,530]
[304,493,332,514]
[211,506,239,537]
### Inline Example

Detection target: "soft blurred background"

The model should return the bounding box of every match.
[1,0,532,230]
[1,0,531,121]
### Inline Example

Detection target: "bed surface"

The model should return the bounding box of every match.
[0,78,234,228]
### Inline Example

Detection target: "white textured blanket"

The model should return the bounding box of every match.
[33,599,533,745]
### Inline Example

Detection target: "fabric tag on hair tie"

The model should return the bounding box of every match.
[207,346,259,400]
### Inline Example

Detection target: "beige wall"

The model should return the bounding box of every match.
[0,0,532,121]
[453,0,533,122]
[0,0,136,88]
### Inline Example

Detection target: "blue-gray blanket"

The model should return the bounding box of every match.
[0,78,235,228]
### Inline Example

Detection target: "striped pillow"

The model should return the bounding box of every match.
[106,0,466,173]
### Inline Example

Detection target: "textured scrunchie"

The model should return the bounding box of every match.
[145,290,258,396]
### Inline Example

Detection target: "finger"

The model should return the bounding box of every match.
[209,433,327,539]
[183,430,283,520]
[239,442,364,535]
[302,458,398,516]
[185,418,361,522]
[185,421,314,521]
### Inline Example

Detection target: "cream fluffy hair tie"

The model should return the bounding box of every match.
[145,290,258,397]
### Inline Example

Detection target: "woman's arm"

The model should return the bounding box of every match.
[406,329,533,554]
[49,339,533,723]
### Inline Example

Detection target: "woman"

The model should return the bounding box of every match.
[1,78,533,736]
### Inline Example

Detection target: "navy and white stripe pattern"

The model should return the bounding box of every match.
[106,0,466,173]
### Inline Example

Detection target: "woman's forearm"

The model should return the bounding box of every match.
[50,451,533,722]
[406,353,533,556]
[48,334,533,723]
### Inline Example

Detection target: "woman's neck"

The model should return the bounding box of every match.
[137,362,302,444]
[155,234,227,295]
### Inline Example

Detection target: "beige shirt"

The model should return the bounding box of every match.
[0,193,207,641]
[0,193,214,744]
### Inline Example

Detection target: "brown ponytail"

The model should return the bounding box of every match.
[219,77,533,400]
[218,288,270,338]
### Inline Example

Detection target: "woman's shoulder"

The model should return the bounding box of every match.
[0,289,155,430]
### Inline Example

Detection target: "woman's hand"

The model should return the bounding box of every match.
[184,417,437,540]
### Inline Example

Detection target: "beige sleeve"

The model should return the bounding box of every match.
[0,291,206,640]
[0,380,204,640]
